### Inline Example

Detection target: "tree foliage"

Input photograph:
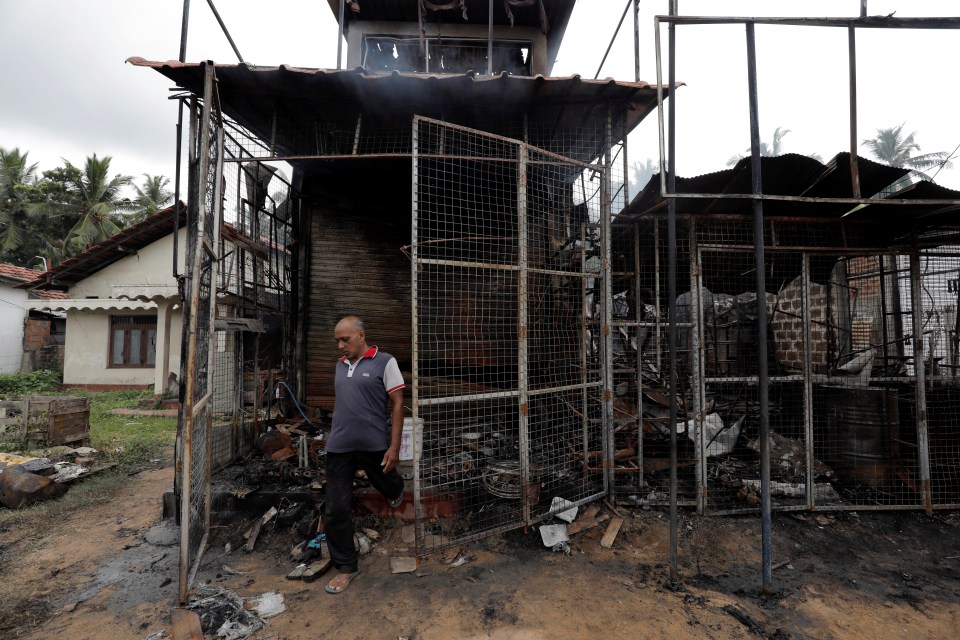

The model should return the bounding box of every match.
[0,147,173,268]
[861,123,953,175]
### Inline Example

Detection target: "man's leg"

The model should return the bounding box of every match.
[324,451,359,572]
[355,450,404,503]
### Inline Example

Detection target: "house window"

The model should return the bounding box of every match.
[110,316,157,367]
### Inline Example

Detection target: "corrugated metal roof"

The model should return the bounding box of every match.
[19,203,186,290]
[324,0,577,69]
[619,152,960,231]
[126,58,668,162]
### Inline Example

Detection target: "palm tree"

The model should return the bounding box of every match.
[33,154,133,254]
[0,147,39,252]
[627,158,660,198]
[861,123,952,175]
[129,174,173,223]
[727,126,793,166]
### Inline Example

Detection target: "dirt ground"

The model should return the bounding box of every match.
[1,466,959,640]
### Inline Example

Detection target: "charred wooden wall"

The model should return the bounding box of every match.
[304,202,412,410]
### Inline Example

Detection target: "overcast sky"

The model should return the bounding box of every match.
[2,0,959,194]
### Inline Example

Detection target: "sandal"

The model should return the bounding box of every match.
[325,568,361,594]
[388,491,404,509]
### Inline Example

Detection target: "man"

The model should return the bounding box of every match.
[324,315,405,594]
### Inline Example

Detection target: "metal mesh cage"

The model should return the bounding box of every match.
[411,116,614,552]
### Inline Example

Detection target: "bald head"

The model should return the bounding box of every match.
[335,315,368,361]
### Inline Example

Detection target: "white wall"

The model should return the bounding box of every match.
[63,308,183,386]
[0,284,28,374]
[68,229,187,299]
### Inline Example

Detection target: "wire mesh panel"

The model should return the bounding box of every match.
[411,116,608,553]
[177,65,223,602]
[621,212,960,514]
[210,137,295,471]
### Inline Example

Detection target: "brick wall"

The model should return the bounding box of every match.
[771,276,831,373]
[23,318,51,350]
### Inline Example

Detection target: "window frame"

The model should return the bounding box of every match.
[108,315,158,369]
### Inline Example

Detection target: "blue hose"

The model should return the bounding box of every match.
[274,380,316,428]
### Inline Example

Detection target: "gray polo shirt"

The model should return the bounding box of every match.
[327,346,405,453]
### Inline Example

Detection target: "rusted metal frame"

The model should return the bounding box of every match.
[417,258,595,279]
[487,0,494,76]
[633,0,640,82]
[602,107,616,500]
[518,143,532,525]
[703,375,806,384]
[909,247,934,515]
[657,15,960,29]
[654,219,662,374]
[664,1,680,583]
[529,381,603,397]
[411,117,423,555]
[418,385,606,410]
[223,153,595,169]
[621,109,630,209]
[745,22,774,594]
[699,243,900,255]
[690,226,708,514]
[337,0,346,69]
[658,192,960,207]
[627,211,895,224]
[801,254,816,510]
[205,0,244,62]
[594,0,633,80]
[206,105,225,514]
[634,223,644,498]
[580,222,590,487]
[179,0,191,62]
[173,99,185,279]
[848,24,861,199]
[179,63,215,605]
[352,113,363,155]
[612,320,693,328]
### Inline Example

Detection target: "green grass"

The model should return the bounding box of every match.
[0,390,177,529]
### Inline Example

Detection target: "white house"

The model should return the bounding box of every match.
[23,206,187,392]
[0,263,43,374]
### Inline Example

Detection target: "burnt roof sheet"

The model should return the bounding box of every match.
[127,58,668,153]
[620,152,960,232]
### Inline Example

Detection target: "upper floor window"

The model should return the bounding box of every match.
[362,36,531,75]
[110,315,157,368]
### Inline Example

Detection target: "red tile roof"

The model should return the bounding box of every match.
[0,263,42,283]
[30,289,69,300]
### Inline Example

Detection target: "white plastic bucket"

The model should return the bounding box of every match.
[399,417,423,461]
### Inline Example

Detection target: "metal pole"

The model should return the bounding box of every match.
[848,24,861,198]
[594,0,633,80]
[518,143,531,523]
[690,224,706,514]
[746,22,774,594]
[337,0,346,70]
[633,0,641,82]
[603,108,616,498]
[411,117,422,553]
[910,248,934,515]
[861,0,868,18]
[635,223,644,498]
[801,254,815,510]
[179,0,191,62]
[487,0,494,76]
[205,0,244,63]
[173,100,184,278]
[666,0,680,585]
